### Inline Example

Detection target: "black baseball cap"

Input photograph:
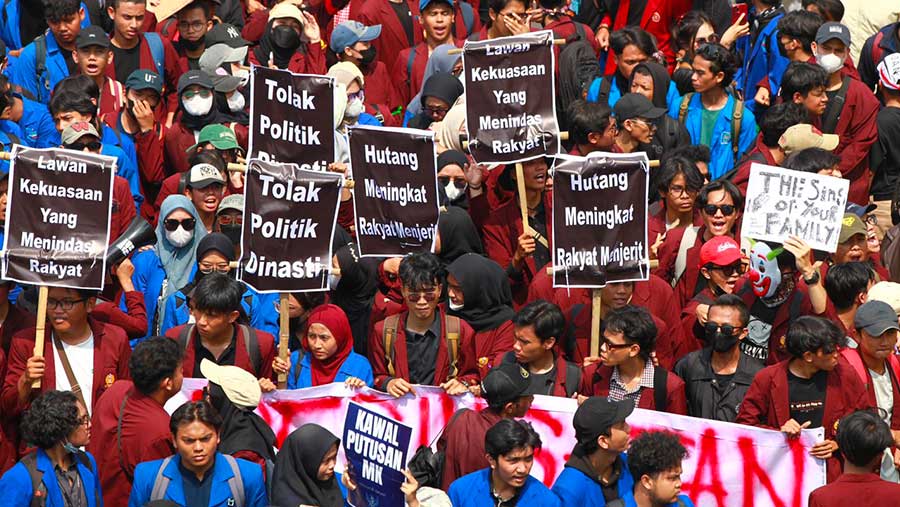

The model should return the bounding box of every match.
[573,397,633,445]
[205,23,249,48]
[854,301,900,336]
[480,363,530,406]
[177,70,214,94]
[614,93,666,121]
[76,25,110,49]
[125,69,162,94]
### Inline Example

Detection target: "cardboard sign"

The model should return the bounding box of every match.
[552,152,650,287]
[743,163,849,252]
[463,30,559,164]
[237,159,343,293]
[349,125,439,256]
[248,66,335,170]
[2,146,115,290]
[343,401,413,507]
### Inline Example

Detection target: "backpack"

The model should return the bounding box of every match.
[652,366,669,412]
[150,455,245,507]
[556,39,601,131]
[34,34,49,101]
[144,32,165,81]
[178,323,262,375]
[21,450,98,507]
[678,92,744,161]
[672,225,700,287]
[383,314,461,379]
[501,351,582,397]
[407,407,471,488]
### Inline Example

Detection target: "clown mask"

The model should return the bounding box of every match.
[747,240,784,298]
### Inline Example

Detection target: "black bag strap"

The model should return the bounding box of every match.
[653,366,668,412]
[564,304,586,362]
[822,77,850,134]
[597,75,614,105]
[291,348,306,385]
[116,392,134,481]
[564,361,581,397]
[34,34,48,95]
[239,324,262,376]
[22,452,46,507]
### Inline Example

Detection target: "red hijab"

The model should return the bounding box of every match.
[303,304,354,386]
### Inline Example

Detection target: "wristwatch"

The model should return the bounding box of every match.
[802,270,820,285]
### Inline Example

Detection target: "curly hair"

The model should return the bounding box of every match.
[130,337,184,396]
[22,390,82,449]
[627,431,688,480]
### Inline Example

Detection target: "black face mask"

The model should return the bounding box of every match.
[220,224,242,245]
[357,46,377,66]
[272,25,301,52]
[706,327,741,353]
[180,36,205,52]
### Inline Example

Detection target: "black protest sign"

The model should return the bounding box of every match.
[238,159,343,293]
[349,125,439,256]
[2,146,115,290]
[463,30,559,164]
[248,66,335,170]
[552,153,649,287]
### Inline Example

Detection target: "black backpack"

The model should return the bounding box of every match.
[557,38,601,133]
[20,450,98,507]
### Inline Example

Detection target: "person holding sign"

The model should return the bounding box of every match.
[369,253,478,397]
[448,419,560,507]
[737,316,869,483]
[247,3,326,74]
[273,304,373,390]
[271,423,343,507]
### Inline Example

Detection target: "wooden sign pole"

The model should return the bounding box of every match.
[31,286,48,388]
[590,289,602,358]
[515,163,531,236]
[277,293,290,389]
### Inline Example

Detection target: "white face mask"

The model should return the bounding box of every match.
[226,91,246,112]
[345,97,365,120]
[448,300,464,311]
[816,52,843,75]
[328,273,342,289]
[183,94,213,116]
[165,226,193,248]
[233,67,250,87]
[444,181,465,202]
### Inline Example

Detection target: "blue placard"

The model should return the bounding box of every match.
[343,401,413,507]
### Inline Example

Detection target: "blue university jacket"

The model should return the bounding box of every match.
[448,468,561,507]
[587,76,682,109]
[734,10,790,115]
[0,449,102,507]
[6,31,71,104]
[552,453,634,507]
[17,94,59,148]
[0,2,91,50]
[129,453,267,507]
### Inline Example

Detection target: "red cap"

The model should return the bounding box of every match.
[699,236,741,268]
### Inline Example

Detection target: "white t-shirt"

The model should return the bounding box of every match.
[869,367,899,483]
[53,334,95,414]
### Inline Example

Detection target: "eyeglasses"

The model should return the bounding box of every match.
[64,140,102,152]
[217,215,243,226]
[703,204,736,216]
[600,339,633,350]
[425,105,450,116]
[164,218,196,231]
[177,20,207,32]
[182,89,212,100]
[708,262,747,277]
[405,287,439,302]
[348,90,365,103]
[704,322,744,336]
[198,263,230,274]
[47,298,85,311]
[631,118,657,132]
[668,185,697,197]
[438,176,468,189]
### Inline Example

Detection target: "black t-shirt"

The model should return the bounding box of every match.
[871,107,900,200]
[822,89,839,128]
[390,1,415,46]
[787,369,827,428]
[112,42,142,84]
[18,1,46,48]
[713,371,735,388]
[193,328,238,375]
[526,365,557,396]
[405,314,441,385]
[63,50,78,76]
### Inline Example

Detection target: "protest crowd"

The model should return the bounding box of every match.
[2,0,900,505]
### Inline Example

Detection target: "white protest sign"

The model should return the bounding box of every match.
[742,163,848,252]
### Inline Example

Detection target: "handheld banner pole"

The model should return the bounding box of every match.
[32,286,48,388]
[590,289,602,358]
[447,38,568,54]
[277,293,290,389]
[515,163,531,235]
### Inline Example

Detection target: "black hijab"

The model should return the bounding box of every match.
[330,243,377,355]
[208,384,276,462]
[446,253,515,332]
[420,72,464,109]
[271,424,343,507]
[253,20,304,70]
[179,90,225,131]
[437,150,471,209]
[631,61,671,108]
[214,89,250,124]
[437,206,483,264]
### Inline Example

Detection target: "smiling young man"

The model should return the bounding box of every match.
[627,431,696,507]
[448,419,560,507]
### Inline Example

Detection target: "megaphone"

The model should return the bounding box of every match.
[106,216,156,266]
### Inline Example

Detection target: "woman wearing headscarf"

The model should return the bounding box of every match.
[436,150,472,209]
[628,61,690,161]
[328,62,386,128]
[270,424,344,507]
[248,3,326,74]
[436,207,484,265]
[446,254,516,378]
[406,72,464,130]
[404,44,462,123]
[126,195,208,345]
[273,304,373,389]
[207,369,276,473]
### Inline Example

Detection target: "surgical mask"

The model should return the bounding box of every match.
[182,94,213,116]
[345,97,365,119]
[220,224,242,244]
[328,273,342,289]
[233,67,250,87]
[272,25,301,52]
[707,328,741,353]
[444,181,465,202]
[816,52,843,75]
[165,226,194,248]
[62,440,80,454]
[449,300,464,311]
[226,91,246,112]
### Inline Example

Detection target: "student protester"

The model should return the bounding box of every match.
[470,0,531,41]
[327,61,385,129]
[590,0,689,74]
[182,162,226,233]
[675,295,765,422]
[579,306,688,414]
[808,410,900,505]
[446,253,515,378]
[588,28,679,109]
[393,0,458,107]
[781,146,843,177]
[626,431,696,507]
[566,100,617,156]
[407,72,463,129]
[826,213,890,281]
[171,0,215,71]
[824,262,875,343]
[403,44,462,127]
[270,423,343,507]
[733,0,789,113]
[129,195,207,341]
[165,273,276,383]
[499,300,581,396]
[666,144,712,182]
[129,399,268,507]
[551,396,635,506]
[447,419,560,507]
[438,362,533,489]
[628,62,692,161]
[435,150,478,209]
[1,286,132,418]
[648,156,704,244]
[777,10,823,63]
[655,179,743,309]
[72,25,124,121]
[200,50,251,129]
[329,242,379,356]
[369,253,478,396]
[737,316,869,482]
[870,54,900,239]
[613,93,665,155]
[248,2,325,75]
[370,257,406,337]
[801,0,843,22]
[858,20,900,91]
[0,390,99,507]
[0,76,61,148]
[330,20,401,118]
[155,130,243,213]
[780,60,829,120]
[106,0,187,123]
[273,304,373,390]
[88,337,182,507]
[5,0,84,105]
[215,194,243,257]
[277,291,328,352]
[670,43,757,180]
[670,11,749,95]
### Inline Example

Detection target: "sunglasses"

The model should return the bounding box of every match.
[708,262,747,277]
[64,140,102,152]
[704,322,744,336]
[703,204,736,216]
[217,215,243,225]
[438,176,468,189]
[405,288,439,302]
[425,105,450,116]
[164,218,196,231]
